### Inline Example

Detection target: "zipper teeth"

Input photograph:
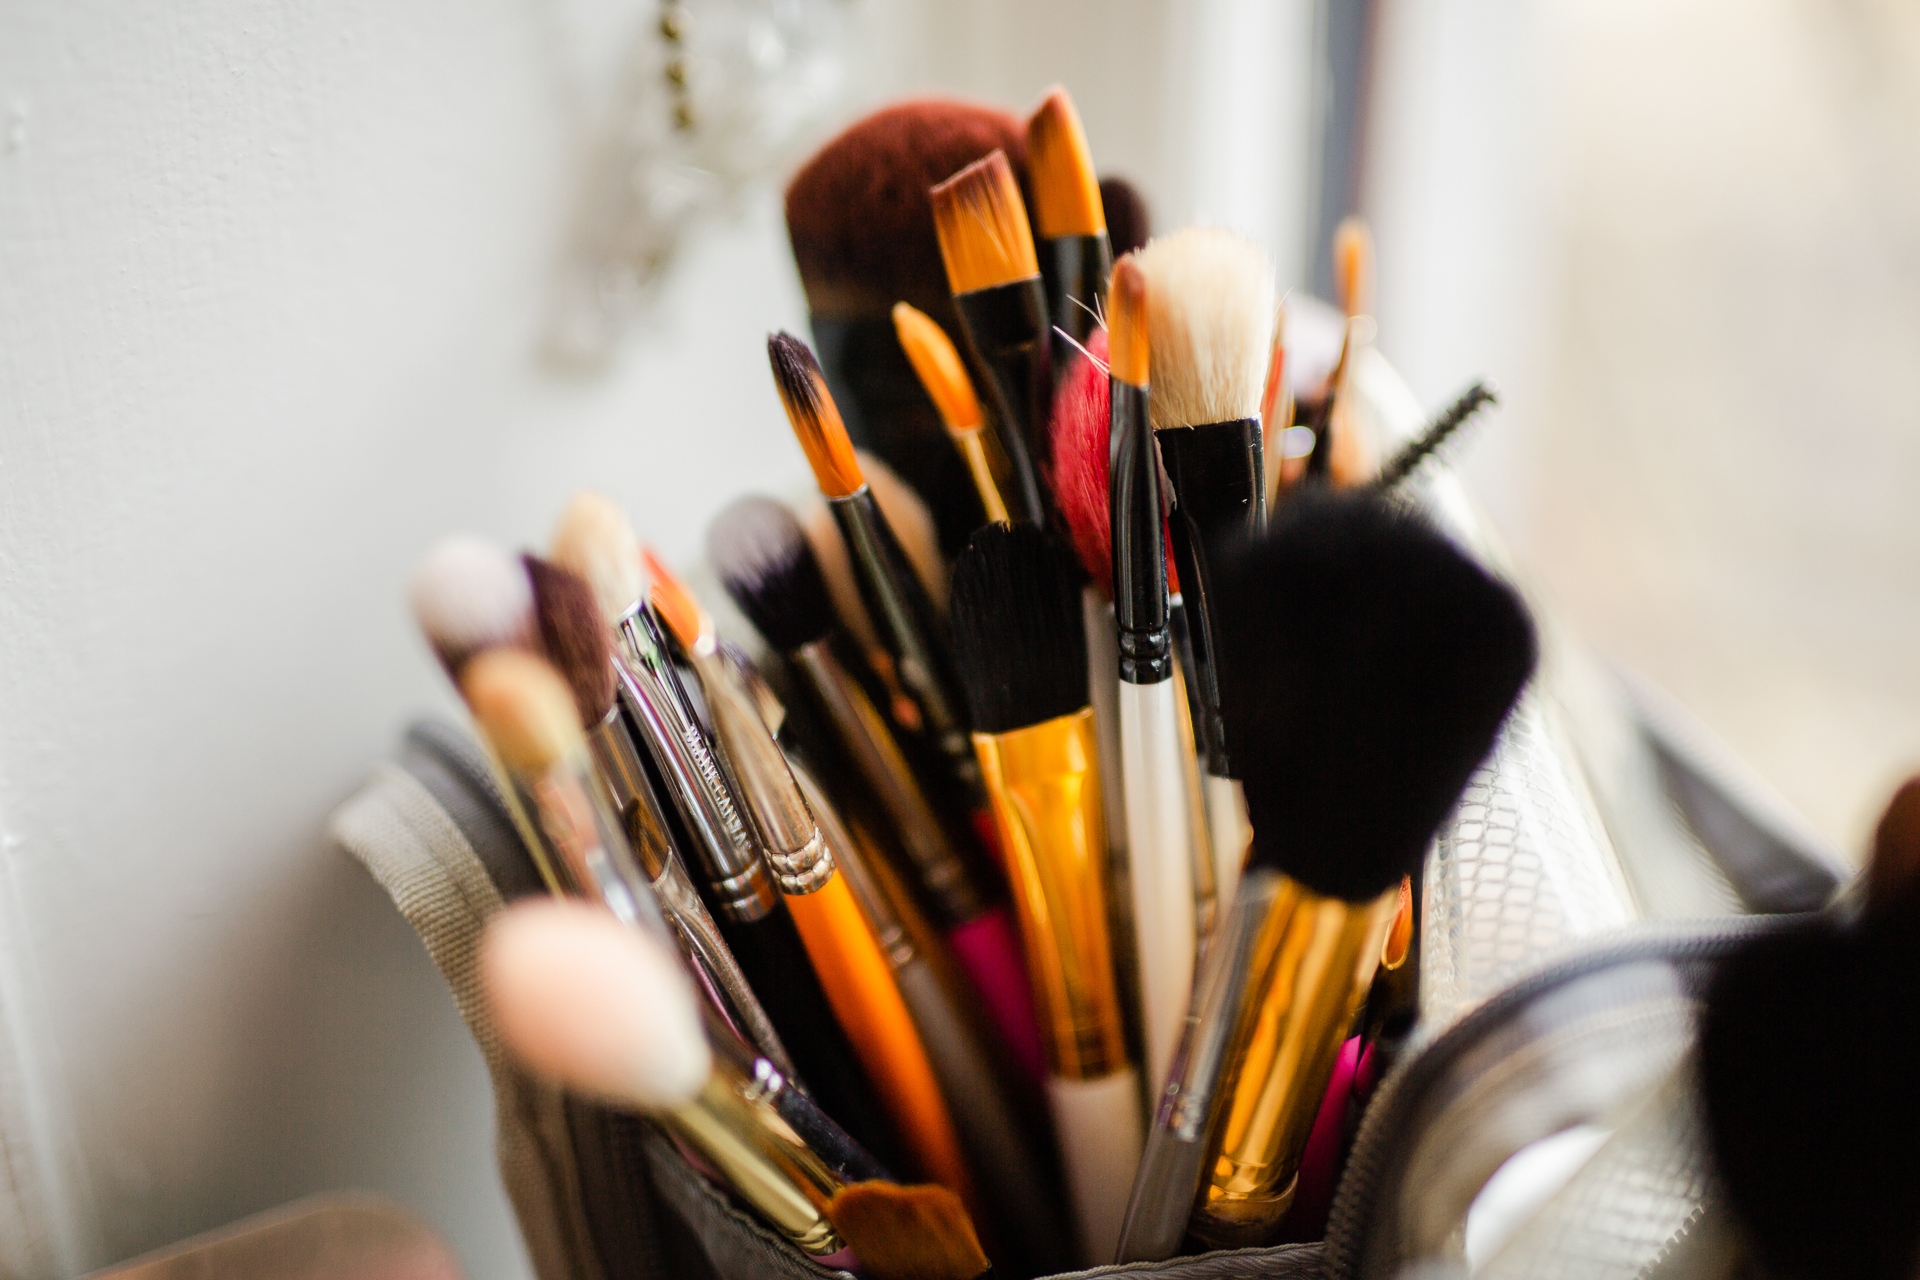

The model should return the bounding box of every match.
[1321,917,1786,1280]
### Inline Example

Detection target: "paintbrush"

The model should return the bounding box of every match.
[1106,255,1197,1095]
[931,150,1051,526]
[951,521,1141,1266]
[1118,490,1536,1260]
[1134,227,1277,912]
[894,301,1012,526]
[1025,87,1110,393]
[644,548,976,1205]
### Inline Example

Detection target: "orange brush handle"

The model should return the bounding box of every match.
[786,873,977,1211]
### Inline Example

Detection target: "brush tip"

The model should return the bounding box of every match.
[1099,176,1151,258]
[826,1181,992,1280]
[950,522,1087,735]
[1334,216,1374,318]
[929,149,1039,295]
[1025,86,1105,240]
[524,553,616,727]
[1132,226,1275,429]
[642,548,706,653]
[410,535,533,671]
[482,899,712,1110]
[1047,327,1114,595]
[892,302,983,433]
[550,491,645,625]
[1106,257,1149,387]
[769,331,864,498]
[460,647,585,777]
[707,496,838,653]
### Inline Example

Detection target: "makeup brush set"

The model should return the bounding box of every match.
[332,88,1915,1280]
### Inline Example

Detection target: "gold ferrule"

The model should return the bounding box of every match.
[972,707,1128,1080]
[668,1069,845,1256]
[1189,879,1399,1248]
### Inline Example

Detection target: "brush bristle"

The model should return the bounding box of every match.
[642,548,706,653]
[1214,490,1535,900]
[1701,918,1920,1280]
[893,302,983,433]
[524,554,615,727]
[785,99,1027,323]
[410,535,533,672]
[550,492,645,625]
[949,523,1087,736]
[1334,216,1373,318]
[1025,87,1105,240]
[1048,328,1114,595]
[930,150,1039,296]
[1106,256,1149,387]
[461,648,586,777]
[1099,177,1151,258]
[1868,775,1920,925]
[708,496,838,653]
[769,332,865,498]
[826,1181,992,1280]
[482,899,712,1110]
[1133,227,1275,430]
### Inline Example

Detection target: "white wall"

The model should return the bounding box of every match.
[0,1,1317,1273]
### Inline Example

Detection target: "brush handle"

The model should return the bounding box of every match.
[947,907,1047,1088]
[1119,678,1198,1092]
[953,279,1051,525]
[1048,1069,1144,1265]
[705,1008,890,1185]
[1109,381,1171,680]
[1204,773,1249,915]
[1040,232,1112,393]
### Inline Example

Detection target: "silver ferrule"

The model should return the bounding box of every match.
[587,705,671,879]
[793,639,984,923]
[611,605,776,922]
[688,637,833,896]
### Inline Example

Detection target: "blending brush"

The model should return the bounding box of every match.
[1117,490,1536,1259]
[550,492,905,1172]
[1025,87,1110,392]
[482,899,858,1260]
[785,100,1030,555]
[1134,228,1277,912]
[644,549,976,1205]
[893,301,1012,526]
[522,552,797,1083]
[708,494,1048,1088]
[930,150,1052,526]
[1699,777,1920,1280]
[1106,255,1197,1095]
[951,522,1142,1266]
[769,334,990,822]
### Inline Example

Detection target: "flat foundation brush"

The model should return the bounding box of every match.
[931,150,1051,526]
[1134,228,1277,913]
[707,495,1048,1088]
[952,522,1141,1266]
[1117,491,1536,1259]
[1026,87,1110,394]
[645,549,976,1205]
[1106,256,1197,1096]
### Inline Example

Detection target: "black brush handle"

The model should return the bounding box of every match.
[1159,417,1264,775]
[1040,232,1112,391]
[954,279,1051,526]
[1110,380,1171,684]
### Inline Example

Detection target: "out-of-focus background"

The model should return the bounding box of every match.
[0,0,1913,1273]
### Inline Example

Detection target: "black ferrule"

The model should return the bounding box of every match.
[1111,379,1173,685]
[1040,233,1113,390]
[953,280,1051,526]
[1159,417,1265,774]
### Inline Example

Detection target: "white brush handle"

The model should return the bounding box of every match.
[1048,1069,1145,1266]
[1204,773,1249,915]
[1119,678,1197,1094]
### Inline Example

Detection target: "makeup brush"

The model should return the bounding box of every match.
[894,301,1011,526]
[785,99,1029,556]
[826,1181,996,1280]
[523,552,798,1084]
[1026,87,1110,393]
[1106,255,1197,1095]
[951,521,1142,1266]
[1097,177,1151,259]
[930,150,1051,526]
[1371,381,1499,491]
[708,495,1049,1088]
[1259,301,1303,505]
[482,899,855,1259]
[550,491,905,1173]
[1306,217,1377,487]
[1699,778,1920,1280]
[769,333,987,819]
[644,548,977,1207]
[1134,227,1277,912]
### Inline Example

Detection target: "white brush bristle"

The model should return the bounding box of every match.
[551,491,645,625]
[1133,227,1276,430]
[409,535,533,666]
[482,899,711,1109]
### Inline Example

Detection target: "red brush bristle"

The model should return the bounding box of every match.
[1045,328,1180,600]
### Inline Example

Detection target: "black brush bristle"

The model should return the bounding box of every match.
[1213,490,1535,901]
[768,331,828,420]
[949,522,1087,735]
[707,495,837,653]
[1099,176,1151,258]
[523,553,616,727]
[1701,919,1920,1280]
